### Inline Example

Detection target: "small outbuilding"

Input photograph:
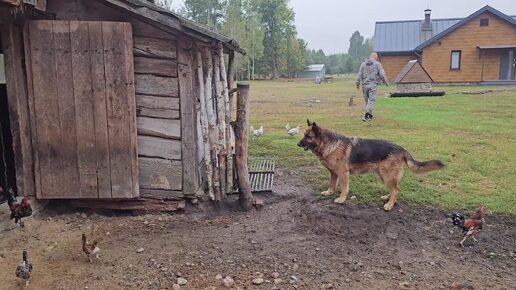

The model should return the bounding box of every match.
[391,60,444,97]
[298,64,326,79]
[0,0,245,211]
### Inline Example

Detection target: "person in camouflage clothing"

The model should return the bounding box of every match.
[356,52,388,122]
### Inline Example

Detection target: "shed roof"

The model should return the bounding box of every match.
[102,0,245,54]
[305,64,325,71]
[374,5,516,53]
[393,60,433,84]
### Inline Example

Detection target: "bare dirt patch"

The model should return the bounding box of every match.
[0,170,514,289]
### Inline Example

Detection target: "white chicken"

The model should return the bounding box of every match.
[285,123,291,131]
[288,125,301,137]
[250,126,264,138]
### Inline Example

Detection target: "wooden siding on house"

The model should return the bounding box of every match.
[379,54,418,81]
[421,12,516,82]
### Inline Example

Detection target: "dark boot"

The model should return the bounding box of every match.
[368,113,374,121]
[362,113,368,122]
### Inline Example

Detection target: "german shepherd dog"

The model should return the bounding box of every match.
[297,120,445,211]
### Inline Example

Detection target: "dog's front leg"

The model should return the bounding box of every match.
[321,171,338,196]
[334,170,350,204]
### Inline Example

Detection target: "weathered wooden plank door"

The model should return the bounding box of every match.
[24,20,139,199]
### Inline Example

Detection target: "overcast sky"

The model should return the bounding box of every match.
[172,0,516,54]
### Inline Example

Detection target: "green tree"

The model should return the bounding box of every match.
[260,0,295,79]
[348,31,365,58]
[286,38,309,77]
[183,0,226,30]
[309,49,326,64]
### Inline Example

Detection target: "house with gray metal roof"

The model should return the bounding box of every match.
[374,6,516,84]
[298,64,326,79]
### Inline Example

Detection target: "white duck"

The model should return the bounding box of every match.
[250,126,264,137]
[288,125,301,137]
[285,123,291,131]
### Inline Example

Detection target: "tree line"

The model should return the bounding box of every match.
[157,0,372,79]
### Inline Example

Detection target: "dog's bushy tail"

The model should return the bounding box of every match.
[403,150,445,174]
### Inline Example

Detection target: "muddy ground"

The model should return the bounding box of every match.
[0,170,514,290]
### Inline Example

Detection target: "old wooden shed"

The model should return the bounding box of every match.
[0,0,244,210]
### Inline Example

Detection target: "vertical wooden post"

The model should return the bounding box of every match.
[196,51,214,200]
[219,44,233,193]
[227,51,236,90]
[204,47,221,201]
[213,47,227,198]
[2,24,35,196]
[234,82,253,209]
[178,39,198,196]
[227,50,237,191]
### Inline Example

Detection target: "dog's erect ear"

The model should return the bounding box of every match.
[312,122,320,135]
[307,119,312,126]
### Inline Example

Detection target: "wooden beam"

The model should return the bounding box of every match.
[234,82,253,210]
[2,24,35,196]
[135,74,178,97]
[23,23,41,198]
[140,188,184,200]
[134,57,178,77]
[136,94,179,110]
[138,157,182,191]
[70,198,186,211]
[196,51,214,200]
[213,46,227,198]
[133,36,177,60]
[178,41,198,196]
[138,135,181,160]
[137,117,181,139]
[219,43,233,193]
[204,47,221,201]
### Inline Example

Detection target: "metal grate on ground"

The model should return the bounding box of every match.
[248,157,276,192]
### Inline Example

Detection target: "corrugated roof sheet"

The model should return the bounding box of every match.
[373,18,460,52]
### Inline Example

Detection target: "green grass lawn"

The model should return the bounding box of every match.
[246,76,516,215]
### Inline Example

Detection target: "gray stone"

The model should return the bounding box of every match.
[222,276,235,288]
[177,278,187,286]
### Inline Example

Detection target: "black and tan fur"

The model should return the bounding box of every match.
[297,120,445,211]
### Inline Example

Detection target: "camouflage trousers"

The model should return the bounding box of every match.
[362,85,377,114]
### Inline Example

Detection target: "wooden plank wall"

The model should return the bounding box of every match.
[132,30,185,199]
[41,0,198,201]
[24,20,139,199]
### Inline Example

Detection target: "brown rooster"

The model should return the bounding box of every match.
[82,233,100,263]
[1,186,32,228]
[449,204,486,247]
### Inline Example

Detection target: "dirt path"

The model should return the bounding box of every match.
[0,170,514,289]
